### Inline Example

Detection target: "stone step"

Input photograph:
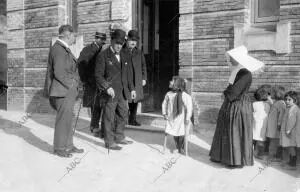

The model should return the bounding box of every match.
[126,112,166,132]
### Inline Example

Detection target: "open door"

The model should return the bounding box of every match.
[134,0,179,113]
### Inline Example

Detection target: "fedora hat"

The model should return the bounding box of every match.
[226,45,264,72]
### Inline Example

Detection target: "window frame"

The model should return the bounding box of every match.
[252,0,280,24]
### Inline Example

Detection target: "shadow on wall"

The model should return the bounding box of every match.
[25,89,55,114]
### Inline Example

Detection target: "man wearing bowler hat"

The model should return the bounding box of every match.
[77,31,107,138]
[123,30,147,126]
[95,29,136,150]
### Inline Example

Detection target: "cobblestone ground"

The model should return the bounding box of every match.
[0,110,299,192]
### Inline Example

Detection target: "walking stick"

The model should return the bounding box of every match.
[73,96,83,135]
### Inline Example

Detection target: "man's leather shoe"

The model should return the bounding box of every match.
[129,120,141,126]
[105,143,122,150]
[54,149,73,158]
[116,139,133,145]
[68,146,84,153]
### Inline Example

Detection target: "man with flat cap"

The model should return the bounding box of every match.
[123,30,147,126]
[77,31,107,138]
[95,29,136,150]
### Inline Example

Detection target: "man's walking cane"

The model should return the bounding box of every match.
[73,85,97,135]
[73,90,84,136]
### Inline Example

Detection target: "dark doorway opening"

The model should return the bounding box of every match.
[0,0,7,110]
[157,0,179,109]
[135,0,179,113]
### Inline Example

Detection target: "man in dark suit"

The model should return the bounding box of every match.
[77,32,107,138]
[43,25,84,158]
[123,30,147,126]
[95,29,136,150]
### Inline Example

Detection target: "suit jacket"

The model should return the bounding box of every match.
[94,46,134,101]
[77,42,103,86]
[123,47,147,102]
[43,40,79,98]
[77,42,103,107]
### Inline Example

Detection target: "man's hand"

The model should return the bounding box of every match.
[185,119,190,125]
[142,80,146,86]
[131,90,136,100]
[163,114,168,120]
[277,125,281,131]
[107,87,115,98]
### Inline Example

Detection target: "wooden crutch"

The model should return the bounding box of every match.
[163,132,168,154]
[184,124,189,156]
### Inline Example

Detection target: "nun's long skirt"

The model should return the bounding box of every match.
[209,94,254,166]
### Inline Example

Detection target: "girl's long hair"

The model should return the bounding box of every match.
[170,76,186,119]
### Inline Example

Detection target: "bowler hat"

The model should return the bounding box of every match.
[128,30,139,41]
[111,29,126,44]
[95,32,106,40]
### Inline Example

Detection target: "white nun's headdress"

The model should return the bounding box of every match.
[226,45,265,73]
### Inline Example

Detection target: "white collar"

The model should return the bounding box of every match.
[57,39,69,48]
[228,64,244,84]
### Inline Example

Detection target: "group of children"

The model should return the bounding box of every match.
[161,75,300,170]
[252,85,300,169]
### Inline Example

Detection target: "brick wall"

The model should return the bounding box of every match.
[6,0,61,112]
[6,0,133,114]
[77,0,132,46]
[179,0,300,127]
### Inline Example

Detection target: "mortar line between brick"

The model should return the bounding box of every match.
[180,37,230,42]
[186,8,244,17]
[78,19,123,26]
[25,26,58,32]
[24,5,58,12]
[24,47,49,51]
[77,0,110,6]
[281,3,300,9]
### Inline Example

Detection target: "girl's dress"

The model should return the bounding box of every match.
[266,100,285,139]
[280,105,300,147]
[209,68,254,166]
[253,101,270,141]
[162,91,193,136]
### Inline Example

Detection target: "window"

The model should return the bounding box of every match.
[252,0,280,23]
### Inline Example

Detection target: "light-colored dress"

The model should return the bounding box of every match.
[162,91,193,136]
[253,101,270,141]
[266,100,285,138]
[280,105,300,147]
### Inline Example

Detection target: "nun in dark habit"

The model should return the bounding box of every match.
[209,45,265,168]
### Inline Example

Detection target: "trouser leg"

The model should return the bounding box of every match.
[102,101,117,146]
[90,105,102,129]
[114,96,128,142]
[50,91,76,151]
[128,102,138,123]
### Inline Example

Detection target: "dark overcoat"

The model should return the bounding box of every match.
[94,47,134,101]
[77,42,103,107]
[123,47,147,102]
[43,40,79,98]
